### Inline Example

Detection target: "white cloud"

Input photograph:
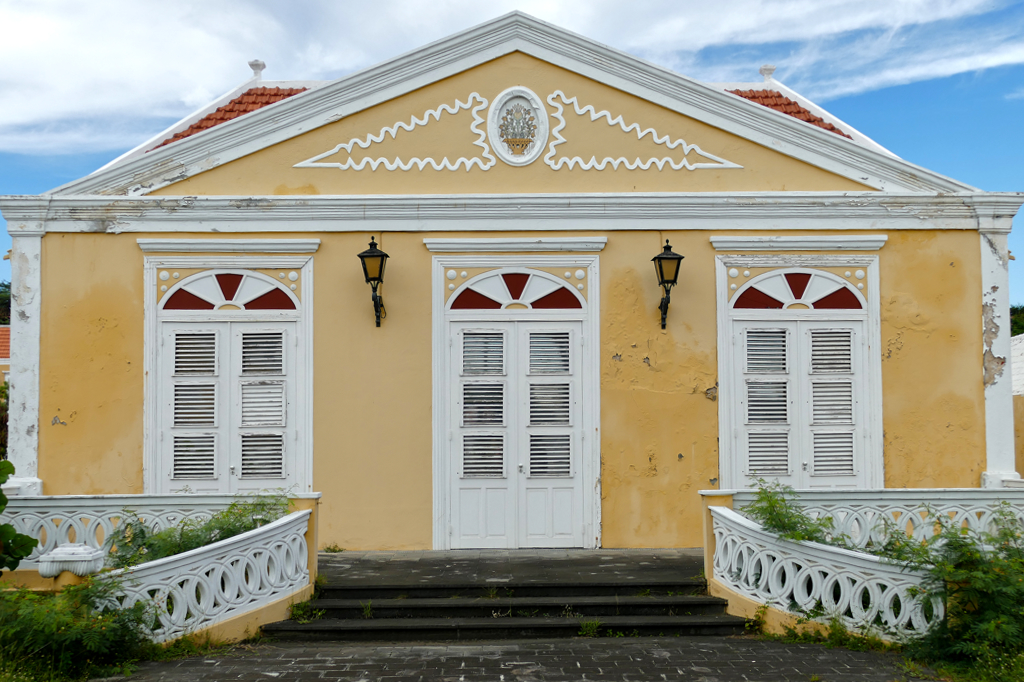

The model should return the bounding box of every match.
[0,0,1022,154]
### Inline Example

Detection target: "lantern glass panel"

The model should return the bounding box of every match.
[362,255,385,282]
[658,257,680,286]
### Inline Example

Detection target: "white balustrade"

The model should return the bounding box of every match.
[1,494,240,566]
[102,510,311,643]
[710,506,942,640]
[730,489,1024,550]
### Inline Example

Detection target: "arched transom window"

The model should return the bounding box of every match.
[732,269,864,310]
[161,270,298,311]
[448,269,585,310]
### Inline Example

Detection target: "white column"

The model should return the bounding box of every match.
[979,216,1020,488]
[0,197,46,496]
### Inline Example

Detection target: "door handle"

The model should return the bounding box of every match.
[518,463,524,473]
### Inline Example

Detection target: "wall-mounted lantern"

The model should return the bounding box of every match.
[651,239,684,330]
[357,236,389,327]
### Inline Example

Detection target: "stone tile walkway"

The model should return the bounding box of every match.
[125,637,928,681]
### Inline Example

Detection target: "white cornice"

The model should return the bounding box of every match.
[136,238,321,253]
[3,192,1021,234]
[424,237,607,252]
[47,13,974,198]
[711,235,888,251]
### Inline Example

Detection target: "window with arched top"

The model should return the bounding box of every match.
[448,269,584,311]
[732,269,864,310]
[161,271,298,311]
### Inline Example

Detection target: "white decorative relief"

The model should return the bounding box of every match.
[102,510,310,643]
[295,94,496,171]
[711,506,941,640]
[488,86,549,166]
[38,544,106,578]
[543,91,741,171]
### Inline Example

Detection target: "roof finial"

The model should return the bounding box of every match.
[759,64,776,83]
[248,59,266,80]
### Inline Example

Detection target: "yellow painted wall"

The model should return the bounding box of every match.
[1014,394,1024,475]
[152,53,872,197]
[35,228,987,549]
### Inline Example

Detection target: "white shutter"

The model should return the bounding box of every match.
[173,384,217,427]
[530,332,570,374]
[241,382,285,426]
[463,332,504,375]
[240,433,285,478]
[529,384,571,425]
[810,330,852,373]
[812,381,853,424]
[746,329,787,373]
[242,332,284,374]
[746,382,789,423]
[529,434,571,477]
[462,384,504,426]
[747,432,790,476]
[462,435,504,477]
[174,332,217,375]
[812,432,855,475]
[172,435,216,478]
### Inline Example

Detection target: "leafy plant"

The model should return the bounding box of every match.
[578,618,602,637]
[290,600,324,624]
[106,493,289,568]
[741,479,845,546]
[322,542,345,553]
[0,460,38,572]
[361,599,373,619]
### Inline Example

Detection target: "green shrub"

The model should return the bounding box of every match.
[106,494,289,568]
[0,460,38,572]
[0,577,156,680]
[740,479,846,546]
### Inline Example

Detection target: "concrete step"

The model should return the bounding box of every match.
[317,579,706,601]
[262,614,749,642]
[311,594,728,619]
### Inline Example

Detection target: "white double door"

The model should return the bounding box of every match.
[449,320,585,548]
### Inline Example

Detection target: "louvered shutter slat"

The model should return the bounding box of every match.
[813,432,855,475]
[241,382,285,426]
[463,435,504,477]
[530,332,570,374]
[463,384,504,425]
[173,384,216,427]
[747,382,788,423]
[747,432,789,476]
[530,435,571,477]
[811,330,853,373]
[242,332,284,374]
[746,330,787,373]
[174,333,216,375]
[241,433,285,478]
[172,435,216,478]
[812,381,853,424]
[463,333,504,374]
[530,384,570,425]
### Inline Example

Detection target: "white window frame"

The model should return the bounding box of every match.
[715,254,883,489]
[143,255,314,494]
[432,255,601,549]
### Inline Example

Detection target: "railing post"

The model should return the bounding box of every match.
[700,490,733,585]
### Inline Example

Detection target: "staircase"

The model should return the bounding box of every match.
[262,550,748,642]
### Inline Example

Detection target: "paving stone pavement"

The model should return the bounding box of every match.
[123,637,930,682]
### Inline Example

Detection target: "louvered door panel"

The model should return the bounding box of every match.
[747,432,790,476]
[242,332,284,374]
[529,332,570,374]
[746,382,788,423]
[173,384,216,427]
[812,432,855,475]
[240,433,285,478]
[463,332,504,375]
[172,435,216,479]
[174,332,217,375]
[812,381,853,424]
[463,435,504,477]
[530,384,570,425]
[746,329,787,373]
[241,382,285,426]
[463,384,504,425]
[530,435,571,477]
[811,330,853,373]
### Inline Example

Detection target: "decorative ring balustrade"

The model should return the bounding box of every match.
[102,510,311,643]
[1,494,241,565]
[730,489,1024,550]
[710,506,941,640]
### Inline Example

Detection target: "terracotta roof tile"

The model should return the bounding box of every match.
[727,89,851,139]
[152,87,307,149]
[0,326,10,359]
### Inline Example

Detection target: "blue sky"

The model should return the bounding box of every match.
[1,1,1023,297]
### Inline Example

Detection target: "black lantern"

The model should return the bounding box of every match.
[651,239,684,329]
[357,236,389,327]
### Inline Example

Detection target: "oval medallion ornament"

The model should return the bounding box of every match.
[488,86,549,166]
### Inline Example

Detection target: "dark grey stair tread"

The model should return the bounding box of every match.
[312,595,725,609]
[265,614,745,631]
[321,578,703,588]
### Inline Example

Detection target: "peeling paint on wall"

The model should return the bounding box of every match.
[983,286,1005,387]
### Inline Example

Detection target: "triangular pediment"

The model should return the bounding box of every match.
[55,12,974,197]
